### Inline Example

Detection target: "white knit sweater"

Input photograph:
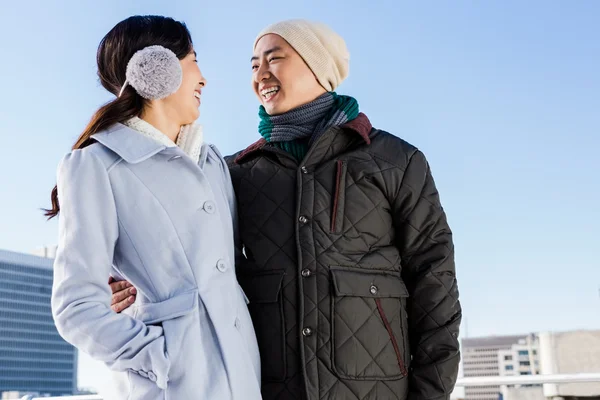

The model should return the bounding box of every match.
[123,117,204,164]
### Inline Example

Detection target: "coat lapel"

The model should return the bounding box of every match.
[92,123,167,164]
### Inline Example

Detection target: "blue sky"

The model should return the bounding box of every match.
[1,0,599,393]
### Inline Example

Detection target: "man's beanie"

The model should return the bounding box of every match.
[254,19,350,91]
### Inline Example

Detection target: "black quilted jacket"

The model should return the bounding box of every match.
[227,113,461,400]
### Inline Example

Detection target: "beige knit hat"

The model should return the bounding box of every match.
[254,19,349,91]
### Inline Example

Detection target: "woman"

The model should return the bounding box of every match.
[45,15,261,400]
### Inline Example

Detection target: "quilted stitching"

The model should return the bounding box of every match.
[333,296,405,378]
[228,122,461,400]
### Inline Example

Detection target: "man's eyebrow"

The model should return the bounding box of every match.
[251,46,283,62]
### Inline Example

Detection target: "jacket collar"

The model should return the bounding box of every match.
[92,123,170,164]
[343,112,373,145]
[234,112,374,165]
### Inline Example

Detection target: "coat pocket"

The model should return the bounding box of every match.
[331,160,347,234]
[129,289,199,399]
[238,270,286,382]
[330,267,409,380]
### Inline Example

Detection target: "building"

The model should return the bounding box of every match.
[497,334,539,378]
[0,249,77,396]
[539,330,600,399]
[31,246,57,260]
[462,334,539,400]
[463,330,600,400]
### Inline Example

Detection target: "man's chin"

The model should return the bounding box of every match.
[264,103,290,116]
[263,106,276,116]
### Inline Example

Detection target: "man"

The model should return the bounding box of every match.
[112,19,461,400]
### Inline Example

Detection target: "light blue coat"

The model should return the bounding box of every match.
[51,123,262,400]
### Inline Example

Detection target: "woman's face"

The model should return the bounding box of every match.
[160,49,206,125]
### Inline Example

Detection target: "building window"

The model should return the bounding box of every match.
[518,350,528,356]
[506,365,514,370]
[520,361,531,366]
[504,355,513,361]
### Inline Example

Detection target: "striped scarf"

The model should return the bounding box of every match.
[258,92,359,161]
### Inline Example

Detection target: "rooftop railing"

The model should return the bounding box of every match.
[15,373,600,400]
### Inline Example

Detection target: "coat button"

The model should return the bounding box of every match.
[301,269,312,278]
[203,201,215,214]
[301,166,308,174]
[147,371,157,382]
[302,327,313,337]
[370,285,378,295]
[138,370,148,378]
[235,317,241,329]
[298,216,308,224]
[216,259,228,272]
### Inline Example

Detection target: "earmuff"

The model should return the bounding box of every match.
[118,45,182,100]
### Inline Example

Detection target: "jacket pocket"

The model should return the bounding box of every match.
[129,289,199,398]
[331,160,347,234]
[330,267,409,380]
[238,270,286,382]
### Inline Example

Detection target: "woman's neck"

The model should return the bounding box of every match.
[139,106,181,142]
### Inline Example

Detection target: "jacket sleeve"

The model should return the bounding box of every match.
[393,150,461,400]
[51,149,170,389]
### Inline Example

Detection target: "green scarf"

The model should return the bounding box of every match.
[258,92,359,161]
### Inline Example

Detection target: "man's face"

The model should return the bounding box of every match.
[252,34,326,115]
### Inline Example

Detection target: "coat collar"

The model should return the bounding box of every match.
[234,112,374,165]
[344,112,373,145]
[92,123,171,164]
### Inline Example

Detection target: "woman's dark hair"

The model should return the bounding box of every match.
[45,15,193,219]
